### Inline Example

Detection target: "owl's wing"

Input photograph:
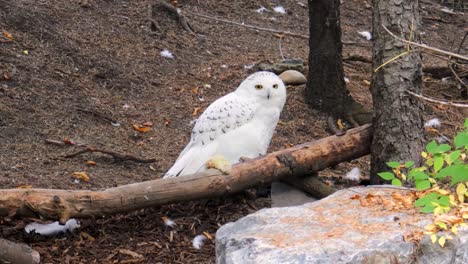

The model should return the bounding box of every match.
[164,93,256,177]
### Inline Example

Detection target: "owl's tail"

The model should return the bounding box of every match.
[163,144,216,178]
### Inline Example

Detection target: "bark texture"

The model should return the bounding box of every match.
[370,0,424,184]
[306,0,354,117]
[0,125,372,221]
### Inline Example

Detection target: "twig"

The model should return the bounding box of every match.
[45,139,157,163]
[278,36,285,60]
[156,0,194,33]
[405,90,468,108]
[188,11,370,46]
[343,54,372,63]
[77,108,119,125]
[382,25,468,61]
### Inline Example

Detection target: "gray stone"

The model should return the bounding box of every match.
[279,70,307,85]
[216,186,468,264]
[271,182,317,208]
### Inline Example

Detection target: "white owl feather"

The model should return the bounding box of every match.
[164,71,286,178]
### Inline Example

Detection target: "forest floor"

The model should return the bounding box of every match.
[0,0,467,263]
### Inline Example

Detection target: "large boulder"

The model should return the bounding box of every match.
[216,186,468,264]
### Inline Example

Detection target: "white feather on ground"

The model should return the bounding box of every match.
[162,217,176,228]
[358,31,372,41]
[192,235,207,249]
[25,219,80,236]
[273,6,286,14]
[160,49,174,59]
[424,118,441,129]
[345,167,361,181]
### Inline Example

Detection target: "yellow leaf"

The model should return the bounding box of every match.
[425,224,436,232]
[463,213,468,219]
[337,119,344,130]
[2,31,13,40]
[205,154,232,174]
[86,160,97,166]
[421,151,428,158]
[431,234,437,243]
[457,183,467,203]
[461,153,466,160]
[72,172,90,182]
[437,189,449,195]
[438,236,446,247]
[451,226,458,234]
[433,207,441,216]
[23,50,29,55]
[401,173,407,181]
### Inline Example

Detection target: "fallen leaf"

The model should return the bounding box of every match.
[337,119,344,130]
[2,31,13,40]
[363,79,371,86]
[63,138,76,145]
[164,119,170,126]
[86,160,96,166]
[203,231,214,240]
[434,214,464,225]
[191,87,200,94]
[350,194,361,200]
[80,231,95,241]
[142,121,153,127]
[192,107,202,116]
[3,71,10,80]
[132,124,150,133]
[23,50,29,55]
[72,172,90,182]
[118,249,144,259]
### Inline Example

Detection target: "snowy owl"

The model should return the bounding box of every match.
[164,71,287,178]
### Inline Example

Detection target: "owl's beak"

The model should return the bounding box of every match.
[267,91,271,100]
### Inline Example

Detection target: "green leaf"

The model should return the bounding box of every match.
[454,132,468,149]
[420,205,436,213]
[415,192,441,207]
[426,140,438,154]
[437,195,450,207]
[404,161,415,168]
[437,165,468,185]
[434,156,444,173]
[445,150,461,165]
[464,118,468,128]
[378,172,395,181]
[415,179,431,190]
[386,162,401,169]
[413,171,429,180]
[437,144,452,153]
[392,178,402,186]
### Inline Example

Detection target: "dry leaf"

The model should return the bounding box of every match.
[3,71,10,80]
[363,80,371,86]
[86,160,97,166]
[337,119,344,130]
[16,185,32,189]
[72,172,90,182]
[192,107,202,116]
[191,87,200,94]
[80,231,95,241]
[118,249,143,259]
[203,231,214,240]
[164,119,170,126]
[63,138,76,145]
[2,31,13,40]
[350,194,361,200]
[205,155,232,174]
[132,124,150,133]
[391,192,414,208]
[434,214,464,225]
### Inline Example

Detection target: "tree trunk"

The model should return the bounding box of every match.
[0,239,40,264]
[370,0,424,184]
[0,125,372,222]
[306,0,354,117]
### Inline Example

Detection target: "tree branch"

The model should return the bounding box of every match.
[2,125,372,222]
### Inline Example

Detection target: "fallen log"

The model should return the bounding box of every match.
[0,125,372,222]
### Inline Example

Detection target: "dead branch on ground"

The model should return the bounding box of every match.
[406,90,468,108]
[188,12,370,46]
[45,139,157,163]
[0,239,40,264]
[153,0,194,33]
[2,125,372,222]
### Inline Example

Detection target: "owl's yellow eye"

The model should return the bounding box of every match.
[273,84,278,89]
[255,84,263,90]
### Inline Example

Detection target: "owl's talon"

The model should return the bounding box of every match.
[205,155,232,174]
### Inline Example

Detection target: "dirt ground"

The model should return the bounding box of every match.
[0,0,467,263]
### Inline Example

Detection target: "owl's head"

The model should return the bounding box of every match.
[235,71,286,108]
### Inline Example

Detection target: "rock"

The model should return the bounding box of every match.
[216,186,468,264]
[279,70,307,85]
[254,62,305,75]
[270,182,317,208]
